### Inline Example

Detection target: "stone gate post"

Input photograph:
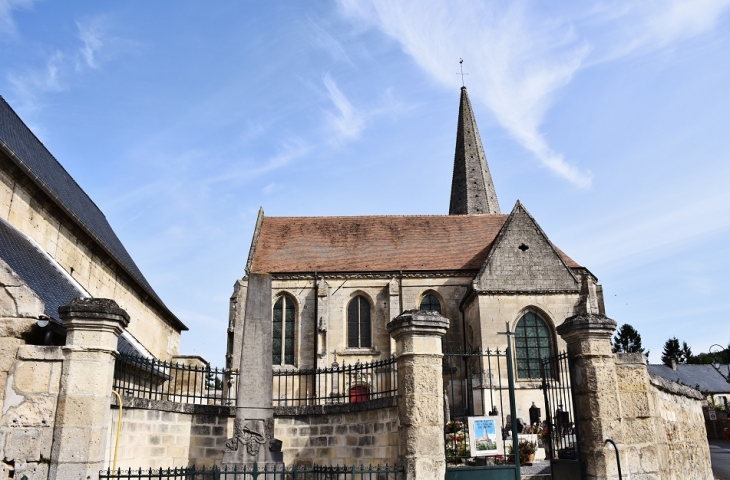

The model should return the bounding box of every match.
[556,313,621,480]
[387,310,448,480]
[50,298,129,479]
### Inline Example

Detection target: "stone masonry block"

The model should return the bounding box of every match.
[14,361,54,394]
[51,425,106,461]
[4,427,42,461]
[54,395,111,428]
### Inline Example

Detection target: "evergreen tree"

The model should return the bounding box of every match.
[661,337,682,366]
[680,342,693,364]
[612,324,645,354]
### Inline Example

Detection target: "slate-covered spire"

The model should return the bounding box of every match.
[449,87,500,215]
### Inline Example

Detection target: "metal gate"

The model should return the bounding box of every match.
[443,327,522,480]
[541,352,582,480]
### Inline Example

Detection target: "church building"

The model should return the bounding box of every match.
[226,87,605,420]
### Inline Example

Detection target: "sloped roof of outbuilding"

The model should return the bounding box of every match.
[648,363,730,394]
[249,214,580,274]
[0,219,153,357]
[0,96,185,331]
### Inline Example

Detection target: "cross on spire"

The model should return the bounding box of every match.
[457,58,468,87]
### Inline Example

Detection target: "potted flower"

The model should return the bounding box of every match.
[524,422,546,460]
[508,439,537,465]
[444,421,471,463]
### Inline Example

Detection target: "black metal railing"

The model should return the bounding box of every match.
[113,353,238,406]
[100,463,405,480]
[541,351,580,461]
[443,349,512,462]
[273,357,397,407]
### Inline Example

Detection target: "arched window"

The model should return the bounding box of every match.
[419,293,441,314]
[272,295,295,365]
[514,311,553,379]
[347,295,371,348]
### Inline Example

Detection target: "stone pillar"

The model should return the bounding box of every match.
[49,298,129,480]
[223,273,283,468]
[387,310,448,480]
[556,313,621,480]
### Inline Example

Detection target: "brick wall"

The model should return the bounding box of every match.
[104,398,400,470]
[275,403,400,466]
[104,398,234,470]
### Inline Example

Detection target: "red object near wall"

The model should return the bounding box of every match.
[350,386,369,403]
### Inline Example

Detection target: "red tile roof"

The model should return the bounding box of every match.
[250,214,580,274]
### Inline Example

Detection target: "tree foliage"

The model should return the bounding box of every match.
[661,337,694,365]
[612,324,645,354]
[688,342,730,365]
[661,337,682,366]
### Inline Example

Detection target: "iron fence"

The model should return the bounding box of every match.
[541,351,580,461]
[273,357,397,407]
[100,463,405,480]
[113,353,238,406]
[443,349,512,462]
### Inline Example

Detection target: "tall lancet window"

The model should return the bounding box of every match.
[347,295,371,348]
[514,311,553,379]
[272,295,295,365]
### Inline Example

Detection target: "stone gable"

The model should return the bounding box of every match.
[473,201,579,293]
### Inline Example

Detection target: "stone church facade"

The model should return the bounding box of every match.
[227,87,606,421]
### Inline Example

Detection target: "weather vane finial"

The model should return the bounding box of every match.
[457,58,468,87]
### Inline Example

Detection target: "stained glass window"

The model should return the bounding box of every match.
[514,312,553,379]
[272,295,295,365]
[347,295,371,348]
[419,294,441,314]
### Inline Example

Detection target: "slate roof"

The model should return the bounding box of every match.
[648,364,730,394]
[0,219,149,356]
[249,214,580,274]
[0,97,185,331]
[0,219,83,320]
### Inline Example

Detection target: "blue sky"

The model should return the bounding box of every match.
[1,0,729,364]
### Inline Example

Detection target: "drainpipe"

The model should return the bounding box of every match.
[313,272,318,402]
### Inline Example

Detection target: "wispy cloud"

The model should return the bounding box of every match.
[309,17,354,65]
[0,0,33,36]
[204,140,312,186]
[561,165,730,273]
[76,16,107,70]
[322,73,364,143]
[337,0,592,187]
[7,14,115,111]
[627,0,730,53]
[337,0,730,188]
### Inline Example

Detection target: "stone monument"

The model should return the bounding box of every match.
[223,273,283,467]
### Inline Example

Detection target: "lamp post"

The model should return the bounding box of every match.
[709,344,730,383]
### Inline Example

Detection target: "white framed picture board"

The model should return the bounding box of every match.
[467,416,502,456]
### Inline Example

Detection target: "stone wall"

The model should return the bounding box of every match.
[559,314,714,480]
[0,345,63,480]
[274,403,400,466]
[105,398,235,470]
[0,161,180,359]
[611,353,712,480]
[103,399,400,470]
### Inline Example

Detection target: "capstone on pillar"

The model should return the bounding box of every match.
[50,297,129,480]
[387,310,449,480]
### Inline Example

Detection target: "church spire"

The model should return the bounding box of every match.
[449,86,500,215]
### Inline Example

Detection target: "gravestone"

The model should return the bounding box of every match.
[222,273,283,467]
